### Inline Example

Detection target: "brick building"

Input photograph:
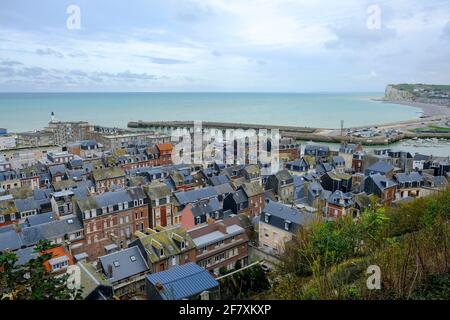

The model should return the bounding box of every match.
[75,187,149,260]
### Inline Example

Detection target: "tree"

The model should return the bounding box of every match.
[0,240,83,300]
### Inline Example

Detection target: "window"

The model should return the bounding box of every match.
[118,203,123,211]
[273,232,280,243]
[139,199,144,206]
[134,200,138,207]
[264,228,269,238]
[0,215,4,224]
[215,240,224,247]
[284,221,291,231]
[264,214,270,223]
[160,248,165,257]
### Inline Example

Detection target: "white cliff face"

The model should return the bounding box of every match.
[384,85,450,106]
[384,85,415,101]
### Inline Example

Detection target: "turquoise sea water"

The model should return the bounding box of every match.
[0,92,422,133]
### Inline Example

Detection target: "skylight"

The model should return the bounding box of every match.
[130,255,136,262]
[113,261,120,267]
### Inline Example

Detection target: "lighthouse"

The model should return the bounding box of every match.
[50,111,55,122]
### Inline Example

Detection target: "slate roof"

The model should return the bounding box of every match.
[191,198,221,217]
[33,188,52,201]
[261,200,317,232]
[0,230,24,251]
[231,189,248,204]
[77,187,145,213]
[49,164,66,177]
[368,173,398,190]
[332,156,346,165]
[275,170,293,182]
[146,262,219,300]
[145,182,172,200]
[239,181,264,197]
[242,164,260,175]
[209,175,230,186]
[26,212,57,226]
[132,227,195,264]
[14,198,40,213]
[395,172,423,184]
[327,190,354,207]
[174,187,218,206]
[99,246,149,283]
[305,144,329,153]
[365,161,394,175]
[413,153,431,161]
[213,183,234,196]
[20,216,83,246]
[92,167,125,181]
[15,246,39,265]
[0,171,18,181]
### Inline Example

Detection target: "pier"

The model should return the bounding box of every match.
[127,120,402,145]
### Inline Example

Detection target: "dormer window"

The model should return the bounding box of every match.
[181,241,186,250]
[264,214,271,223]
[195,216,201,224]
[134,200,138,207]
[139,199,144,206]
[284,220,291,231]
[160,248,164,257]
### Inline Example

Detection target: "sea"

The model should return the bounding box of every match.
[1,92,449,156]
[0,92,422,132]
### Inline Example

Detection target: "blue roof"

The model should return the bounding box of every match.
[365,161,394,175]
[27,212,57,226]
[146,263,218,300]
[174,187,218,205]
[14,198,40,213]
[99,246,148,283]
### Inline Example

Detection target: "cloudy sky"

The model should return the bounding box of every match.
[0,0,450,92]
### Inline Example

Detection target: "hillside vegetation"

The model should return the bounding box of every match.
[265,189,450,300]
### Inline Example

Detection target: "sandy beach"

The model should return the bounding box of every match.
[381,99,450,117]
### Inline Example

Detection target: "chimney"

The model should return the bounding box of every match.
[107,264,113,277]
[155,282,164,291]
[217,222,227,234]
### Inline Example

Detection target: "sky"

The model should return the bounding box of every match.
[0,0,449,92]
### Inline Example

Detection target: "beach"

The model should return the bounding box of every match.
[381,99,450,117]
